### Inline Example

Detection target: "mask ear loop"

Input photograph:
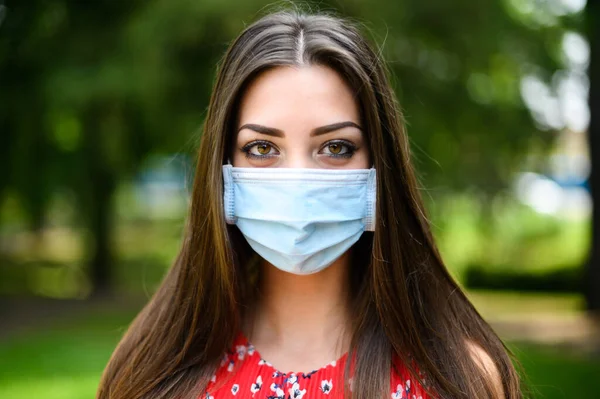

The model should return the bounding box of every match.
[222,162,236,224]
[365,169,377,232]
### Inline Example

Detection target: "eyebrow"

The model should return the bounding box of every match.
[237,121,362,137]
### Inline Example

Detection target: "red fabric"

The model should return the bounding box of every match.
[200,333,429,399]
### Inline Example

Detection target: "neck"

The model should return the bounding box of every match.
[247,251,352,356]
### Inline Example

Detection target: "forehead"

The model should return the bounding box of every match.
[236,65,360,127]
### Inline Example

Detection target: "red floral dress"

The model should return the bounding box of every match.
[200,333,429,399]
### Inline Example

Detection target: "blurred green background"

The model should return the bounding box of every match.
[1,0,598,398]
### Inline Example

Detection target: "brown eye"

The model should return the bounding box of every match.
[242,140,279,159]
[318,140,357,159]
[328,143,342,154]
[256,143,272,155]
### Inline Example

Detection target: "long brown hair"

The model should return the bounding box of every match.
[97,8,522,399]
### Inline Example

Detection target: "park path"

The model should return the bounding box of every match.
[0,294,147,340]
[492,314,600,355]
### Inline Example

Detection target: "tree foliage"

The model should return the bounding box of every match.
[0,0,588,293]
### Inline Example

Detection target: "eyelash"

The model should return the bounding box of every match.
[240,140,279,160]
[240,139,358,160]
[321,139,357,158]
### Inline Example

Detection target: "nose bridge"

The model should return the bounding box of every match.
[284,142,316,168]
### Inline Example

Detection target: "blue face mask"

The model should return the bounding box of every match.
[222,165,377,275]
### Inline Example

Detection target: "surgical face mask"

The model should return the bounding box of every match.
[222,164,376,275]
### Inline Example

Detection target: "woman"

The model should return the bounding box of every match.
[97,9,522,399]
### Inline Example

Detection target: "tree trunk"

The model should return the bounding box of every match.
[585,0,600,311]
[88,168,116,296]
[82,102,117,297]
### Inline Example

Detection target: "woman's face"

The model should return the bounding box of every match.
[232,65,369,169]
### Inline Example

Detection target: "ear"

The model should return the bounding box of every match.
[466,340,505,398]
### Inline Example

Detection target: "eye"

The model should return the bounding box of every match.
[319,140,356,158]
[256,143,272,155]
[327,143,343,154]
[241,140,280,159]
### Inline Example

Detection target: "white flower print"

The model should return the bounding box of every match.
[405,379,411,394]
[236,345,247,360]
[286,373,298,385]
[392,384,403,399]
[247,343,255,356]
[320,379,333,394]
[267,383,285,399]
[205,393,214,399]
[330,360,337,367]
[251,375,263,395]
[227,360,234,372]
[288,382,306,399]
[210,374,216,383]
[231,384,239,395]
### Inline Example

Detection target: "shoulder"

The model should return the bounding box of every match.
[391,342,504,399]
[465,340,505,398]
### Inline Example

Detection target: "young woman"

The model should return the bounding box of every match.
[97,9,522,399]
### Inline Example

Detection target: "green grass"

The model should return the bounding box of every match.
[0,308,136,399]
[0,302,598,399]
[511,343,600,398]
